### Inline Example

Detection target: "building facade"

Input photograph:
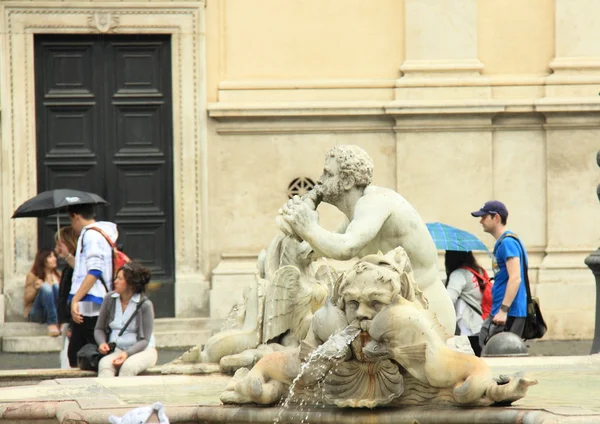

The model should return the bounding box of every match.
[0,0,598,340]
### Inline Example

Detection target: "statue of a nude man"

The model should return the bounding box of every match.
[279,145,456,335]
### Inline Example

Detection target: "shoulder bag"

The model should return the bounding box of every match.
[500,234,547,340]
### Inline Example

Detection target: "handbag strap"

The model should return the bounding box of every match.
[460,296,483,316]
[460,266,490,291]
[497,233,533,304]
[84,227,117,248]
[117,298,147,337]
[456,267,484,316]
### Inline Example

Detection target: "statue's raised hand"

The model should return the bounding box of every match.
[277,190,322,238]
[282,196,319,240]
[276,197,300,238]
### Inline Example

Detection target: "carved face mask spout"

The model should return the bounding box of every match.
[362,339,391,361]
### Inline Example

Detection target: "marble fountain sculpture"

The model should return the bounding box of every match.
[183,145,537,408]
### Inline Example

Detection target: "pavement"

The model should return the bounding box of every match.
[0,354,599,423]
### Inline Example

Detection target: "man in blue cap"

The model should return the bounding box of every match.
[471,201,528,347]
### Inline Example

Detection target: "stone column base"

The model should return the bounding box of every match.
[210,255,258,320]
[395,60,490,102]
[537,251,596,339]
[175,273,211,318]
[545,58,600,97]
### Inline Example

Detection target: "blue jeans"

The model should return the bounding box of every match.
[29,283,59,325]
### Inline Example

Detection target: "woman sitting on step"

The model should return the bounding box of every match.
[24,249,62,337]
[94,261,157,377]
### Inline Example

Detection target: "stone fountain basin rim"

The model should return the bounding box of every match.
[2,402,597,424]
[482,353,530,358]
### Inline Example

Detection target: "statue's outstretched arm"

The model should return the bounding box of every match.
[301,200,391,260]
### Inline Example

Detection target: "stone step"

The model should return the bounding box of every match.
[154,317,220,333]
[2,335,63,353]
[0,317,221,338]
[154,329,213,349]
[1,329,214,353]
[0,322,48,337]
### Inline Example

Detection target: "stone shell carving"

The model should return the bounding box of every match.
[324,359,404,408]
[88,12,119,33]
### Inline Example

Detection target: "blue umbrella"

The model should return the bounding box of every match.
[426,222,489,252]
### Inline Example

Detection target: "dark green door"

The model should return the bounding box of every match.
[34,34,175,317]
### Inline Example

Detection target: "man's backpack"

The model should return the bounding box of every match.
[82,227,131,282]
[461,266,493,320]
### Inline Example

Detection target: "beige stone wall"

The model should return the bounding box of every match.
[478,0,555,76]
[220,0,404,80]
[1,0,599,340]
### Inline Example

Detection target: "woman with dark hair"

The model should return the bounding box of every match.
[444,250,491,338]
[55,226,79,326]
[94,261,157,377]
[55,225,80,368]
[24,249,61,336]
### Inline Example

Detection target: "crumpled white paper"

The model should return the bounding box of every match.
[108,401,169,424]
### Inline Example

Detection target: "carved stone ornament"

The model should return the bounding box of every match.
[88,12,120,33]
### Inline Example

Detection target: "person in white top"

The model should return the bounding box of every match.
[56,203,118,368]
[94,261,157,377]
[444,250,487,336]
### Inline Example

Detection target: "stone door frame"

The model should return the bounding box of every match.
[0,2,209,319]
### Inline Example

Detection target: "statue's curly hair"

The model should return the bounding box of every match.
[118,261,152,294]
[327,145,373,188]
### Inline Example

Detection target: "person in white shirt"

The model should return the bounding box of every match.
[56,203,118,367]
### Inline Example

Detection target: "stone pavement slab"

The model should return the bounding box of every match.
[0,355,598,423]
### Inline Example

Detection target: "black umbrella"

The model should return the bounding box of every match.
[12,189,108,220]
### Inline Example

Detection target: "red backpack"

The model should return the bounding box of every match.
[83,227,131,280]
[461,266,493,319]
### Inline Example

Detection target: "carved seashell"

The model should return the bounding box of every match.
[323,359,404,407]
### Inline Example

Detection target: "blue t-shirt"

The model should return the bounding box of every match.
[491,231,528,317]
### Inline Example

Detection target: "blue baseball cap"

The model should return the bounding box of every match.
[471,200,508,218]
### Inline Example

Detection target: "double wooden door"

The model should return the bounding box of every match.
[34,34,175,317]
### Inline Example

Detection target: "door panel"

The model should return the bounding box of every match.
[46,105,97,153]
[36,37,104,246]
[105,37,174,295]
[42,42,96,96]
[35,34,175,317]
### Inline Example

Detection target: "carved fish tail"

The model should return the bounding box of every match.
[484,372,538,404]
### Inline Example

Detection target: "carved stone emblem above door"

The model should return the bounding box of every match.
[88,12,119,33]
